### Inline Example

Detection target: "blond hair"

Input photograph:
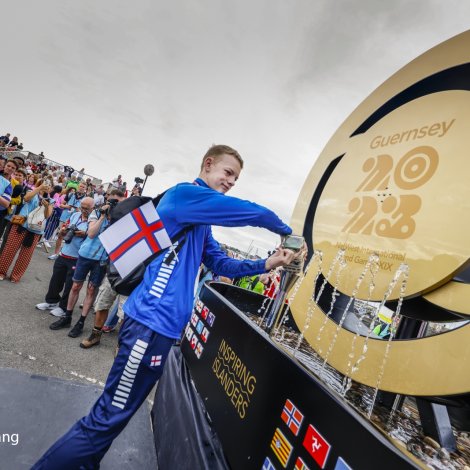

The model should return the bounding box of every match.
[200,145,243,170]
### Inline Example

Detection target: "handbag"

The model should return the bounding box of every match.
[11,215,27,225]
[27,204,48,232]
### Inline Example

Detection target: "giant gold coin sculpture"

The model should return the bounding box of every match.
[290,30,470,396]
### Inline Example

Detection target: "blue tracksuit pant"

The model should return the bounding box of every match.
[32,316,175,469]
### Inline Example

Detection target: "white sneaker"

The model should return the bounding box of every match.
[44,241,52,248]
[48,254,59,260]
[50,306,66,317]
[36,302,59,311]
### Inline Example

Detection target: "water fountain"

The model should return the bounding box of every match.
[152,30,470,469]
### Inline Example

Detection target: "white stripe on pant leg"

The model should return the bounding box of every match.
[111,338,148,410]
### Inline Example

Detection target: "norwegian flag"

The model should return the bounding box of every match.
[99,201,172,278]
[281,399,304,436]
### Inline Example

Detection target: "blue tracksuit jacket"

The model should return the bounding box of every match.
[124,177,292,338]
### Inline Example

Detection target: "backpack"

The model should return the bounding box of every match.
[106,192,191,296]
[27,204,47,232]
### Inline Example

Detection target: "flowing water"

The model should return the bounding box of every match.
[242,246,470,468]
[247,313,470,469]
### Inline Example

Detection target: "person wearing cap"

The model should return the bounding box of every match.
[65,173,79,190]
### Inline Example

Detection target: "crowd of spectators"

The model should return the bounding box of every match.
[0,132,24,151]
[0,132,143,350]
[0,133,282,352]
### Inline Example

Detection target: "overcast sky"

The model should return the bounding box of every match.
[3,1,469,255]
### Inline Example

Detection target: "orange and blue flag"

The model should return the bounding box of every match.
[281,399,304,436]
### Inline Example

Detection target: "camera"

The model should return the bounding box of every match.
[63,224,77,244]
[281,235,304,251]
[134,177,144,184]
[100,198,119,217]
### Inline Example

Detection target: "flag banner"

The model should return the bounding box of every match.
[271,428,292,468]
[195,342,204,359]
[262,456,276,470]
[201,306,209,319]
[207,312,216,326]
[99,201,172,278]
[334,457,352,470]
[303,424,331,469]
[201,327,210,343]
[185,326,193,342]
[294,456,310,470]
[196,320,204,334]
[281,399,304,436]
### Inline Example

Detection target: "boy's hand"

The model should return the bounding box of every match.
[265,248,296,270]
[265,242,308,271]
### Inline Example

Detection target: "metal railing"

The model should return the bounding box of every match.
[0,148,102,186]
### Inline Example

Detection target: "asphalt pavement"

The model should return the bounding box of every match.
[0,244,159,468]
[0,244,119,387]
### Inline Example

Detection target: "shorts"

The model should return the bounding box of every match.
[94,277,118,311]
[72,255,106,287]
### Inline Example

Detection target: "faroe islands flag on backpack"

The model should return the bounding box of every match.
[99,201,172,278]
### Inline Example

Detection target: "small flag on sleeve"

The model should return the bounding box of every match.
[99,201,172,278]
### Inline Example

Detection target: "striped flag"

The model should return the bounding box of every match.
[99,201,172,278]
[270,428,292,468]
[281,399,304,436]
[294,456,310,470]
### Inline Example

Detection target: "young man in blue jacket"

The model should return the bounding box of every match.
[33,144,299,469]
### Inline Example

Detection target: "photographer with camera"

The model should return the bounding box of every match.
[35,197,94,317]
[50,189,126,337]
[49,181,87,261]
